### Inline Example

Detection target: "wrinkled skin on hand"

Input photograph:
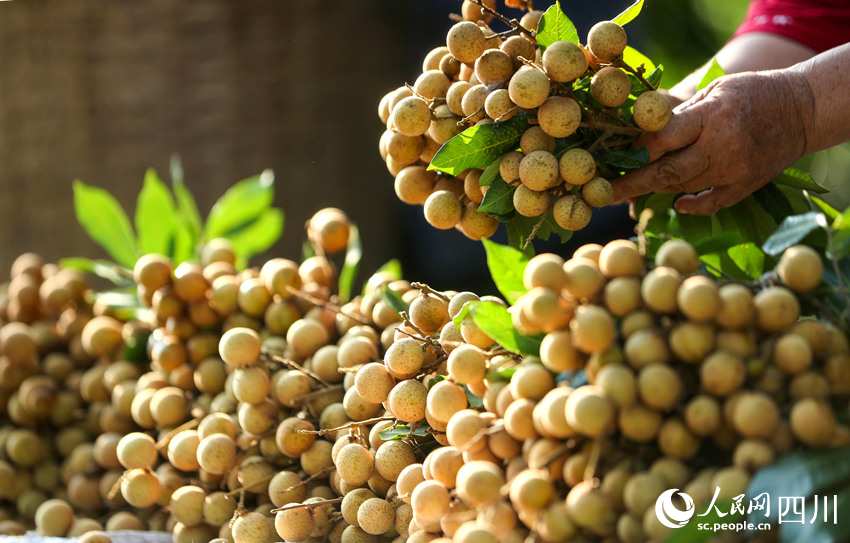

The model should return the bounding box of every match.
[611,71,814,215]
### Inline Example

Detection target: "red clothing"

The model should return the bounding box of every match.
[733,0,850,52]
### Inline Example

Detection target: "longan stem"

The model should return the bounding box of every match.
[410,282,451,303]
[579,121,641,137]
[523,206,551,251]
[468,0,536,40]
[266,466,335,500]
[291,384,345,404]
[224,473,278,497]
[583,439,602,482]
[270,497,343,514]
[611,59,655,91]
[394,326,442,350]
[284,285,373,327]
[399,311,428,338]
[155,419,200,450]
[264,352,333,388]
[297,416,396,436]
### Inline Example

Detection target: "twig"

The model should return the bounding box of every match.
[291,384,344,404]
[410,282,452,303]
[270,497,343,514]
[224,473,277,497]
[297,416,397,436]
[583,439,602,483]
[416,354,449,377]
[580,121,641,137]
[523,206,551,251]
[611,59,655,91]
[284,285,372,327]
[399,311,428,338]
[468,0,535,39]
[263,352,332,388]
[155,419,199,450]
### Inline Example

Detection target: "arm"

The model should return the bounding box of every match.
[610,42,850,215]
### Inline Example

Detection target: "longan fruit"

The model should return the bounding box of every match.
[519,150,559,191]
[603,276,642,317]
[513,184,549,217]
[115,432,157,470]
[120,469,161,508]
[565,385,615,438]
[231,511,275,543]
[570,305,616,354]
[423,45,450,72]
[538,96,581,138]
[387,379,428,423]
[590,67,630,107]
[519,125,555,155]
[510,362,554,401]
[409,294,449,333]
[501,34,536,69]
[582,177,614,207]
[553,195,592,231]
[286,318,330,359]
[440,53,462,78]
[203,491,237,526]
[587,21,627,61]
[461,84,488,123]
[638,363,682,411]
[542,40,587,82]
[641,266,681,314]
[655,239,699,274]
[337,443,376,486]
[375,440,417,482]
[447,21,487,64]
[218,327,261,368]
[475,49,514,85]
[754,286,800,333]
[599,239,642,277]
[460,315,496,349]
[275,417,316,459]
[668,321,714,364]
[565,480,617,534]
[134,254,172,292]
[456,461,504,508]
[700,350,746,397]
[35,498,74,537]
[619,403,662,443]
[623,472,667,517]
[427,380,468,424]
[539,330,584,372]
[387,132,425,166]
[358,498,396,536]
[595,363,636,407]
[559,148,596,186]
[231,366,270,405]
[778,244,823,292]
[355,363,396,404]
[790,398,836,447]
[446,409,488,452]
[684,394,722,437]
[414,70,451,100]
[197,433,237,475]
[733,439,775,472]
[170,485,206,527]
[657,418,701,460]
[149,386,188,428]
[446,81,473,117]
[447,344,487,385]
[423,190,462,230]
[711,466,751,502]
[508,65,551,109]
[260,257,301,299]
[774,333,813,375]
[633,90,673,132]
[410,479,451,523]
[677,275,720,322]
[81,316,123,358]
[564,257,605,300]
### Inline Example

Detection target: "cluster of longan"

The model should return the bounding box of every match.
[386,238,847,543]
[379,3,672,238]
[0,253,147,540]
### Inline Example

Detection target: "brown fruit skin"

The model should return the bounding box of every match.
[633,91,673,132]
[508,65,552,110]
[587,21,627,61]
[423,190,462,230]
[777,244,823,292]
[542,40,588,82]
[753,286,800,333]
[475,49,514,85]
[537,96,581,138]
[590,67,631,108]
[447,21,487,64]
[553,195,592,231]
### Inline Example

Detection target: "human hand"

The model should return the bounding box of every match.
[611,71,812,214]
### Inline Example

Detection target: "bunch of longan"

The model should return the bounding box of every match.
[379,2,672,240]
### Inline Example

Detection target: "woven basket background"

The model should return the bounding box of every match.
[0,0,472,285]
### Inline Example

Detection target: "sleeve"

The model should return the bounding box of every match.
[733,0,850,53]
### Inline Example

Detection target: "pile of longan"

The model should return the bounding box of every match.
[379,1,672,239]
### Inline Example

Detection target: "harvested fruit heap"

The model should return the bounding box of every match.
[2,201,847,543]
[379,0,670,246]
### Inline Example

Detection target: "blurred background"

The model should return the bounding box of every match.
[0,0,747,295]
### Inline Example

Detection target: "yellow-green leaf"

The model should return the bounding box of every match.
[135,168,176,256]
[73,180,138,268]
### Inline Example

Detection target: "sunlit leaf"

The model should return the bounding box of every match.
[338,223,362,303]
[379,284,409,316]
[73,180,138,268]
[612,0,644,26]
[696,58,725,91]
[762,211,824,256]
[482,239,530,304]
[773,167,828,193]
[429,116,529,176]
[536,1,579,51]
[469,301,544,355]
[479,176,517,216]
[135,168,176,256]
[204,169,275,239]
[727,242,765,279]
[222,207,284,268]
[60,257,134,287]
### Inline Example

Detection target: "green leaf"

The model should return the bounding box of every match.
[172,221,196,265]
[376,259,403,280]
[479,176,517,216]
[647,64,664,90]
[72,180,138,268]
[338,223,362,303]
[479,156,505,187]
[622,46,656,75]
[94,290,146,321]
[172,179,202,239]
[223,208,284,268]
[428,116,529,176]
[696,58,725,91]
[773,166,829,193]
[482,239,530,304]
[379,284,409,315]
[536,1,579,51]
[60,257,134,287]
[135,169,176,256]
[762,211,824,256]
[747,447,850,525]
[506,218,536,257]
[378,424,431,441]
[452,300,474,330]
[486,365,518,382]
[204,169,275,239]
[463,385,484,408]
[727,242,765,279]
[612,0,644,26]
[595,147,650,171]
[692,232,741,255]
[469,301,543,355]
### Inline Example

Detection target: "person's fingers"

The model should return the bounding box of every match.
[611,147,712,203]
[634,101,705,162]
[673,185,746,215]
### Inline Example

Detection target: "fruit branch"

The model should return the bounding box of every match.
[611,59,655,91]
[297,416,397,436]
[410,282,451,303]
[579,120,641,137]
[263,353,333,388]
[291,384,345,404]
[523,206,552,251]
[468,0,535,39]
[285,285,373,327]
[155,419,200,450]
[270,497,344,514]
